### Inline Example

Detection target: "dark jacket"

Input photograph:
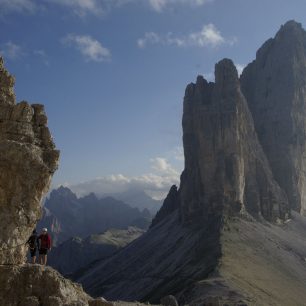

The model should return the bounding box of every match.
[27,234,39,249]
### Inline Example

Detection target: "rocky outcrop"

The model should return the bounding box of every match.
[180,59,289,224]
[241,20,306,214]
[0,265,91,306]
[0,264,154,306]
[0,57,59,264]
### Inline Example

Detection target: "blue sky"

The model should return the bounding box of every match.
[1,0,306,198]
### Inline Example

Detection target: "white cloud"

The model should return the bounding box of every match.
[235,63,245,76]
[189,23,224,47]
[150,157,179,176]
[148,0,213,12]
[0,41,24,60]
[138,23,236,49]
[62,34,111,62]
[63,156,181,200]
[0,0,37,15]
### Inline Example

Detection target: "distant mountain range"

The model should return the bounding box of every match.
[37,186,152,245]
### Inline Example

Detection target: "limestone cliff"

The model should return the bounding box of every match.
[0,58,59,265]
[241,20,306,214]
[180,59,289,224]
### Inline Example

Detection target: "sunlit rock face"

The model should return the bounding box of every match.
[180,58,289,224]
[241,20,306,215]
[0,57,60,264]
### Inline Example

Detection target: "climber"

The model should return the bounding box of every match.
[38,228,52,265]
[26,229,39,264]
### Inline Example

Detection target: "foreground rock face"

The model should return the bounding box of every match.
[0,58,59,264]
[0,265,91,306]
[0,265,155,306]
[241,20,306,214]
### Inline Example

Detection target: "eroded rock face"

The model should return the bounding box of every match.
[0,265,90,306]
[180,59,289,224]
[241,20,306,214]
[0,58,59,264]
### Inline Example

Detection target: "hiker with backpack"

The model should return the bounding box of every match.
[38,228,52,265]
[26,229,39,264]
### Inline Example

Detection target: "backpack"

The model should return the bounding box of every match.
[28,235,37,249]
[39,234,51,249]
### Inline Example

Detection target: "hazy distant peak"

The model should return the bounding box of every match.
[50,186,77,200]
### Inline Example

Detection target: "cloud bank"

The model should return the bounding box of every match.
[64,156,182,200]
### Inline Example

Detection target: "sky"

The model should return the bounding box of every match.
[1,0,306,199]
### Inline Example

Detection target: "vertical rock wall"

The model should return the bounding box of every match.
[179,59,289,224]
[241,20,306,214]
[0,58,60,264]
